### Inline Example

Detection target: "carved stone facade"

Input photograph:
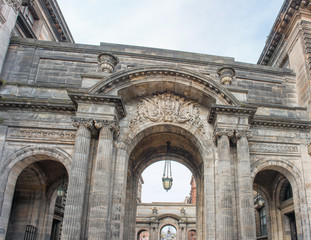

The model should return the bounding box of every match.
[1,1,311,240]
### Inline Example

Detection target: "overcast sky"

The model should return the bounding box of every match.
[57,0,285,202]
[58,0,284,64]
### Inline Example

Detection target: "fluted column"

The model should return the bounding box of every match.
[88,120,119,240]
[62,118,93,240]
[236,130,256,240]
[215,128,234,240]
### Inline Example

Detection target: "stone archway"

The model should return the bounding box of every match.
[119,123,212,240]
[0,146,72,239]
[252,160,311,239]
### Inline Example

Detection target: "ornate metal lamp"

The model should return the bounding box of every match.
[162,141,173,191]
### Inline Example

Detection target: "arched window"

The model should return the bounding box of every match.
[160,225,177,240]
[188,230,196,240]
[137,230,149,240]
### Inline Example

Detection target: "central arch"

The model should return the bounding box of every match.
[122,123,214,240]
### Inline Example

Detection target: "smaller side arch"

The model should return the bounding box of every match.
[0,146,72,238]
[251,159,311,239]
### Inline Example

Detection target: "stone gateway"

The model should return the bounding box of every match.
[1,0,311,240]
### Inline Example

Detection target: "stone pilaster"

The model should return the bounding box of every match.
[61,118,93,240]
[88,120,119,240]
[215,128,234,240]
[236,130,256,240]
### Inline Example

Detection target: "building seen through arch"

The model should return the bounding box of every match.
[1,0,311,239]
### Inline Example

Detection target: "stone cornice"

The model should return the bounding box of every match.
[251,115,311,129]
[8,37,294,77]
[258,0,302,65]
[67,90,126,118]
[208,105,257,124]
[39,0,74,43]
[0,98,76,112]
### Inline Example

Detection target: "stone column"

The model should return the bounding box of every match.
[236,130,256,240]
[88,120,119,240]
[215,128,234,240]
[61,118,93,240]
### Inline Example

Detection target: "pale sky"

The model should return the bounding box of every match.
[58,0,284,64]
[57,0,285,202]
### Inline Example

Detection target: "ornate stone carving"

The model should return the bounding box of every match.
[7,127,76,143]
[5,0,21,12]
[129,93,205,133]
[217,66,235,85]
[213,128,235,139]
[249,143,299,154]
[94,120,120,136]
[235,129,253,139]
[97,53,119,73]
[72,118,93,129]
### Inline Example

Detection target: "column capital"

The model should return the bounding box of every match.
[72,117,94,129]
[235,129,252,139]
[94,120,120,136]
[213,128,235,139]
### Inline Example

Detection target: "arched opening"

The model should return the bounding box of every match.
[188,229,196,240]
[160,225,177,240]
[254,169,298,240]
[124,125,206,240]
[6,160,68,240]
[137,229,149,240]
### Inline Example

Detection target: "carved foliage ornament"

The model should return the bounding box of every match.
[129,93,205,133]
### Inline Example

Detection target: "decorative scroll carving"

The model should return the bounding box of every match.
[235,129,253,139]
[94,120,120,136]
[214,128,235,138]
[129,93,205,133]
[7,127,76,143]
[249,143,299,154]
[72,118,93,129]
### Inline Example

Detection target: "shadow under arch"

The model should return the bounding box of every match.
[121,123,214,240]
[0,146,72,238]
[88,65,241,107]
[251,159,311,239]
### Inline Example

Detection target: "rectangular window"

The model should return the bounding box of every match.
[23,7,34,26]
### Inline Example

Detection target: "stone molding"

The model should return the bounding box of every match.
[129,92,205,134]
[6,127,76,143]
[258,0,300,65]
[249,142,299,155]
[88,66,240,106]
[67,91,126,118]
[0,99,76,112]
[94,119,120,136]
[208,105,257,124]
[251,116,311,129]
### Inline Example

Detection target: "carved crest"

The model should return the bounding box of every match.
[129,93,205,133]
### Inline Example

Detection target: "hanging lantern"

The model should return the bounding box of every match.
[162,141,173,191]
[57,185,66,197]
[57,168,66,197]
